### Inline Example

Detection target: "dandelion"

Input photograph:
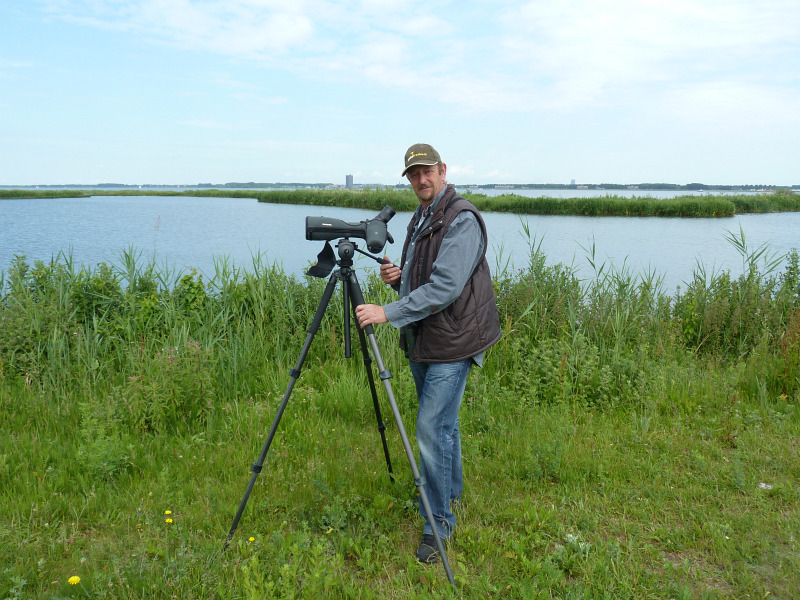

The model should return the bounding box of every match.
[249,537,255,542]
[165,518,173,524]
[164,510,172,515]
[68,576,81,585]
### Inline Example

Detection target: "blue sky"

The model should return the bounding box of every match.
[1,0,798,186]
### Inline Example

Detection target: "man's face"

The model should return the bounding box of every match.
[406,163,446,206]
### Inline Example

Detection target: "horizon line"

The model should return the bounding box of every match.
[2,182,798,189]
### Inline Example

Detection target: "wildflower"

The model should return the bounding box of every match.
[165,518,174,524]
[249,537,255,542]
[68,576,81,585]
[164,510,172,515]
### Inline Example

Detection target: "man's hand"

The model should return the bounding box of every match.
[380,256,401,286]
[355,304,388,328]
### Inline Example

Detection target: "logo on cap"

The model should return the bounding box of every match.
[402,144,441,176]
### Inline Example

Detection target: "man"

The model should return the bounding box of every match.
[355,143,501,563]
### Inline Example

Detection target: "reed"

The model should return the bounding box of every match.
[729,189,800,213]
[180,188,420,212]
[5,188,798,216]
[0,189,91,199]
[467,193,739,217]
[228,189,796,217]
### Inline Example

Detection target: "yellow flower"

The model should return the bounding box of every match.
[248,537,255,542]
[165,518,174,524]
[164,510,172,515]
[68,576,81,585]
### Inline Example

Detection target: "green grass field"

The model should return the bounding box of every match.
[1,234,799,599]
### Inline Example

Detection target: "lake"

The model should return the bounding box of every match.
[2,193,798,294]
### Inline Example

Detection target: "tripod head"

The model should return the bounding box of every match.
[306,238,392,278]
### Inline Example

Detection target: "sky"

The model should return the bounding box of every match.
[1,0,798,187]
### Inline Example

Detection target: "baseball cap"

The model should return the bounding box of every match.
[402,143,442,177]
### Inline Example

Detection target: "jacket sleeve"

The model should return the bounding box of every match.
[383,212,484,328]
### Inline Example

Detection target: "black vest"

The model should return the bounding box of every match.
[400,185,502,362]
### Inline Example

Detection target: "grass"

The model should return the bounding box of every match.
[0,189,93,199]
[2,188,800,217]
[1,235,799,599]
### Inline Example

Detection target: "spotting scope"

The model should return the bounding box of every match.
[306,206,395,254]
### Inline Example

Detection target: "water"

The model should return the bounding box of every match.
[490,212,797,291]
[2,194,798,294]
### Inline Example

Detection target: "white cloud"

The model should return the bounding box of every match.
[0,58,34,80]
[656,81,800,129]
[448,164,475,178]
[229,92,289,106]
[496,0,800,110]
[41,0,316,55]
[484,169,513,180]
[176,119,231,129]
[32,0,800,121]
[0,58,34,68]
[354,0,455,38]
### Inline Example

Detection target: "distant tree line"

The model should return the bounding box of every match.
[468,182,798,191]
[4,181,797,192]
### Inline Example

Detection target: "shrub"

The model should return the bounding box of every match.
[107,339,216,433]
[77,397,136,481]
[0,295,68,382]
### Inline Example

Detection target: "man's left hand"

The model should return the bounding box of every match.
[355,304,387,328]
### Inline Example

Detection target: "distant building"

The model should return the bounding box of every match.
[571,179,576,185]
[346,174,354,188]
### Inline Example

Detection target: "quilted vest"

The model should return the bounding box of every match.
[400,184,502,362]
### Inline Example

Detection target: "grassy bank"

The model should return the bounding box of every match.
[3,188,799,217]
[222,188,800,217]
[0,189,94,199]
[1,237,799,599]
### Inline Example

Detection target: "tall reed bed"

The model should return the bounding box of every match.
[0,189,92,199]
[221,188,798,217]
[460,190,799,216]
[2,236,799,426]
[473,193,738,217]
[4,188,799,217]
[490,232,800,406]
[191,188,421,212]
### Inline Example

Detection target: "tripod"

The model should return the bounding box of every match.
[225,238,455,587]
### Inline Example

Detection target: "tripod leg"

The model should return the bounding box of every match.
[225,271,340,548]
[351,302,395,483]
[343,274,352,358]
[346,272,456,587]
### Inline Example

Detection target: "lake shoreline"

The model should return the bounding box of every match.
[2,188,799,218]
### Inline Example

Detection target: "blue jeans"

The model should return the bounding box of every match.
[409,358,472,539]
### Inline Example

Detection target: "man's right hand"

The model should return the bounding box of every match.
[380,256,401,285]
